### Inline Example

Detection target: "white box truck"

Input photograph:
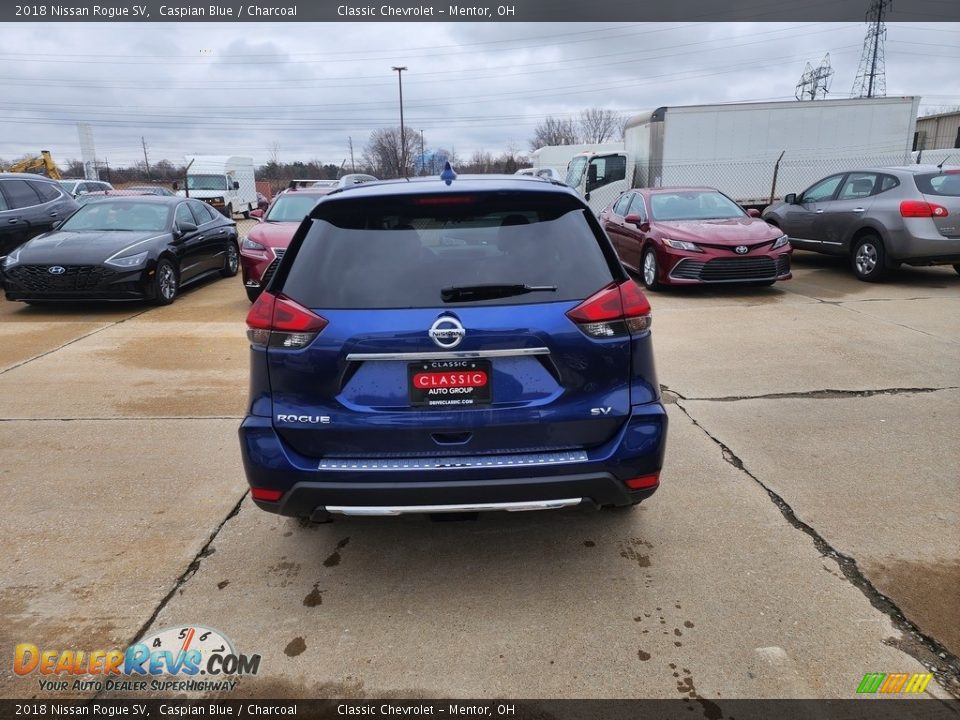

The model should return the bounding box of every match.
[179,155,258,218]
[530,142,624,184]
[564,97,920,214]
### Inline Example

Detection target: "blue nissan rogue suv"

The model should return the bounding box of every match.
[240,171,668,520]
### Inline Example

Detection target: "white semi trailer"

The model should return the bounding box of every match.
[563,97,920,214]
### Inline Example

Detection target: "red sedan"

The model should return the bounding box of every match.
[239,188,333,302]
[599,187,792,290]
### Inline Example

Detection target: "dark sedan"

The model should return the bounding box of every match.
[600,187,792,290]
[1,196,239,304]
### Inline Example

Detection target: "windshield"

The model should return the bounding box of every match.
[265,194,324,222]
[60,180,79,193]
[649,190,746,221]
[186,174,228,191]
[281,194,614,310]
[565,157,587,188]
[59,201,170,232]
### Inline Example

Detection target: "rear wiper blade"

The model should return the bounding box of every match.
[441,283,558,302]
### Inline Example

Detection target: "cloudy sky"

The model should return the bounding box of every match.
[2,20,959,168]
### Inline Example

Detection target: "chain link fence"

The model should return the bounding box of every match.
[587,152,917,212]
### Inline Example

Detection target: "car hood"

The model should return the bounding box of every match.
[14,230,167,264]
[247,221,299,249]
[654,218,782,245]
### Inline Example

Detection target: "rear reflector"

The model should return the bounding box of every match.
[251,487,284,502]
[246,291,327,349]
[625,474,660,490]
[566,280,652,338]
[900,200,949,218]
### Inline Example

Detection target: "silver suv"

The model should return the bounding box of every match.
[763,165,960,281]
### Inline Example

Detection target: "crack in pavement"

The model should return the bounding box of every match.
[673,398,960,698]
[660,385,959,403]
[834,301,960,345]
[0,308,151,377]
[103,491,249,691]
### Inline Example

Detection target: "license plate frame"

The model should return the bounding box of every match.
[408,359,492,408]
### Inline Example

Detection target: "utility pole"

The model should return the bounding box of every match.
[419,129,425,175]
[141,136,151,178]
[392,66,407,178]
[348,136,355,173]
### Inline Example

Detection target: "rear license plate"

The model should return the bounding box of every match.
[408,360,491,408]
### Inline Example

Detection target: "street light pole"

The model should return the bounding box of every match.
[391,66,407,178]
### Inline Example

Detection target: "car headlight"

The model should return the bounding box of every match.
[3,248,22,268]
[662,238,703,252]
[105,250,149,268]
[771,234,790,250]
[242,237,267,252]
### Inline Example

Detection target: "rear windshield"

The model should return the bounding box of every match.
[266,194,324,222]
[280,192,615,309]
[915,171,960,197]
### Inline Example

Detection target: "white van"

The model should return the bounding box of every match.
[179,156,257,218]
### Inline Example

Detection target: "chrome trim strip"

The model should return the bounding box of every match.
[326,498,583,516]
[345,347,551,361]
[319,449,588,471]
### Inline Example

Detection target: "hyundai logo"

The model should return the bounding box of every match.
[48,266,66,275]
[429,316,465,349]
[734,246,749,255]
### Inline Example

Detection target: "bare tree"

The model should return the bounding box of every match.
[268,141,280,165]
[579,108,626,143]
[920,104,960,117]
[529,116,580,151]
[362,127,419,179]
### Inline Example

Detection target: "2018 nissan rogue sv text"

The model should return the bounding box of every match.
[239,170,668,520]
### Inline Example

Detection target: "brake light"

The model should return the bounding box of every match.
[246,291,327,349]
[900,200,949,218]
[566,280,652,338]
[251,487,284,502]
[413,195,477,205]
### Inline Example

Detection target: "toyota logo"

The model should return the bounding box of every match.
[734,246,749,255]
[429,316,465,349]
[48,266,66,275]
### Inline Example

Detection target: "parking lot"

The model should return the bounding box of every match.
[1,231,958,699]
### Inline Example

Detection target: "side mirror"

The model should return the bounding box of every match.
[172,182,180,192]
[784,193,797,205]
[233,181,240,190]
[747,208,761,218]
[624,213,650,233]
[51,220,63,230]
[250,209,264,219]
[175,220,198,237]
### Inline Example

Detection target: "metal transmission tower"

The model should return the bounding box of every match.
[852,0,892,98]
[795,53,834,100]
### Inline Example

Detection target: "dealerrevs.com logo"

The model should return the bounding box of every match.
[14,625,260,693]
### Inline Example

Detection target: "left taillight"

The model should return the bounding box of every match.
[246,290,327,349]
[566,280,652,339]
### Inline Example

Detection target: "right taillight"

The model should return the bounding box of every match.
[566,280,652,339]
[900,200,949,218]
[246,291,327,349]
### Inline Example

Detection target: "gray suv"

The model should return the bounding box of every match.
[763,165,960,281]
[0,173,80,258]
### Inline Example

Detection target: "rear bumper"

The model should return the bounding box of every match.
[239,404,667,517]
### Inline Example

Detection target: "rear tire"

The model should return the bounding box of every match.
[224,204,233,219]
[641,247,662,291]
[221,241,239,278]
[151,258,179,305]
[851,234,887,282]
[246,286,261,303]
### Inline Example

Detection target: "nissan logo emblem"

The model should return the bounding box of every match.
[734,246,749,255]
[48,266,66,275]
[429,316,465,349]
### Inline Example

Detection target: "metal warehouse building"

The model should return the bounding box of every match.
[914,110,960,150]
